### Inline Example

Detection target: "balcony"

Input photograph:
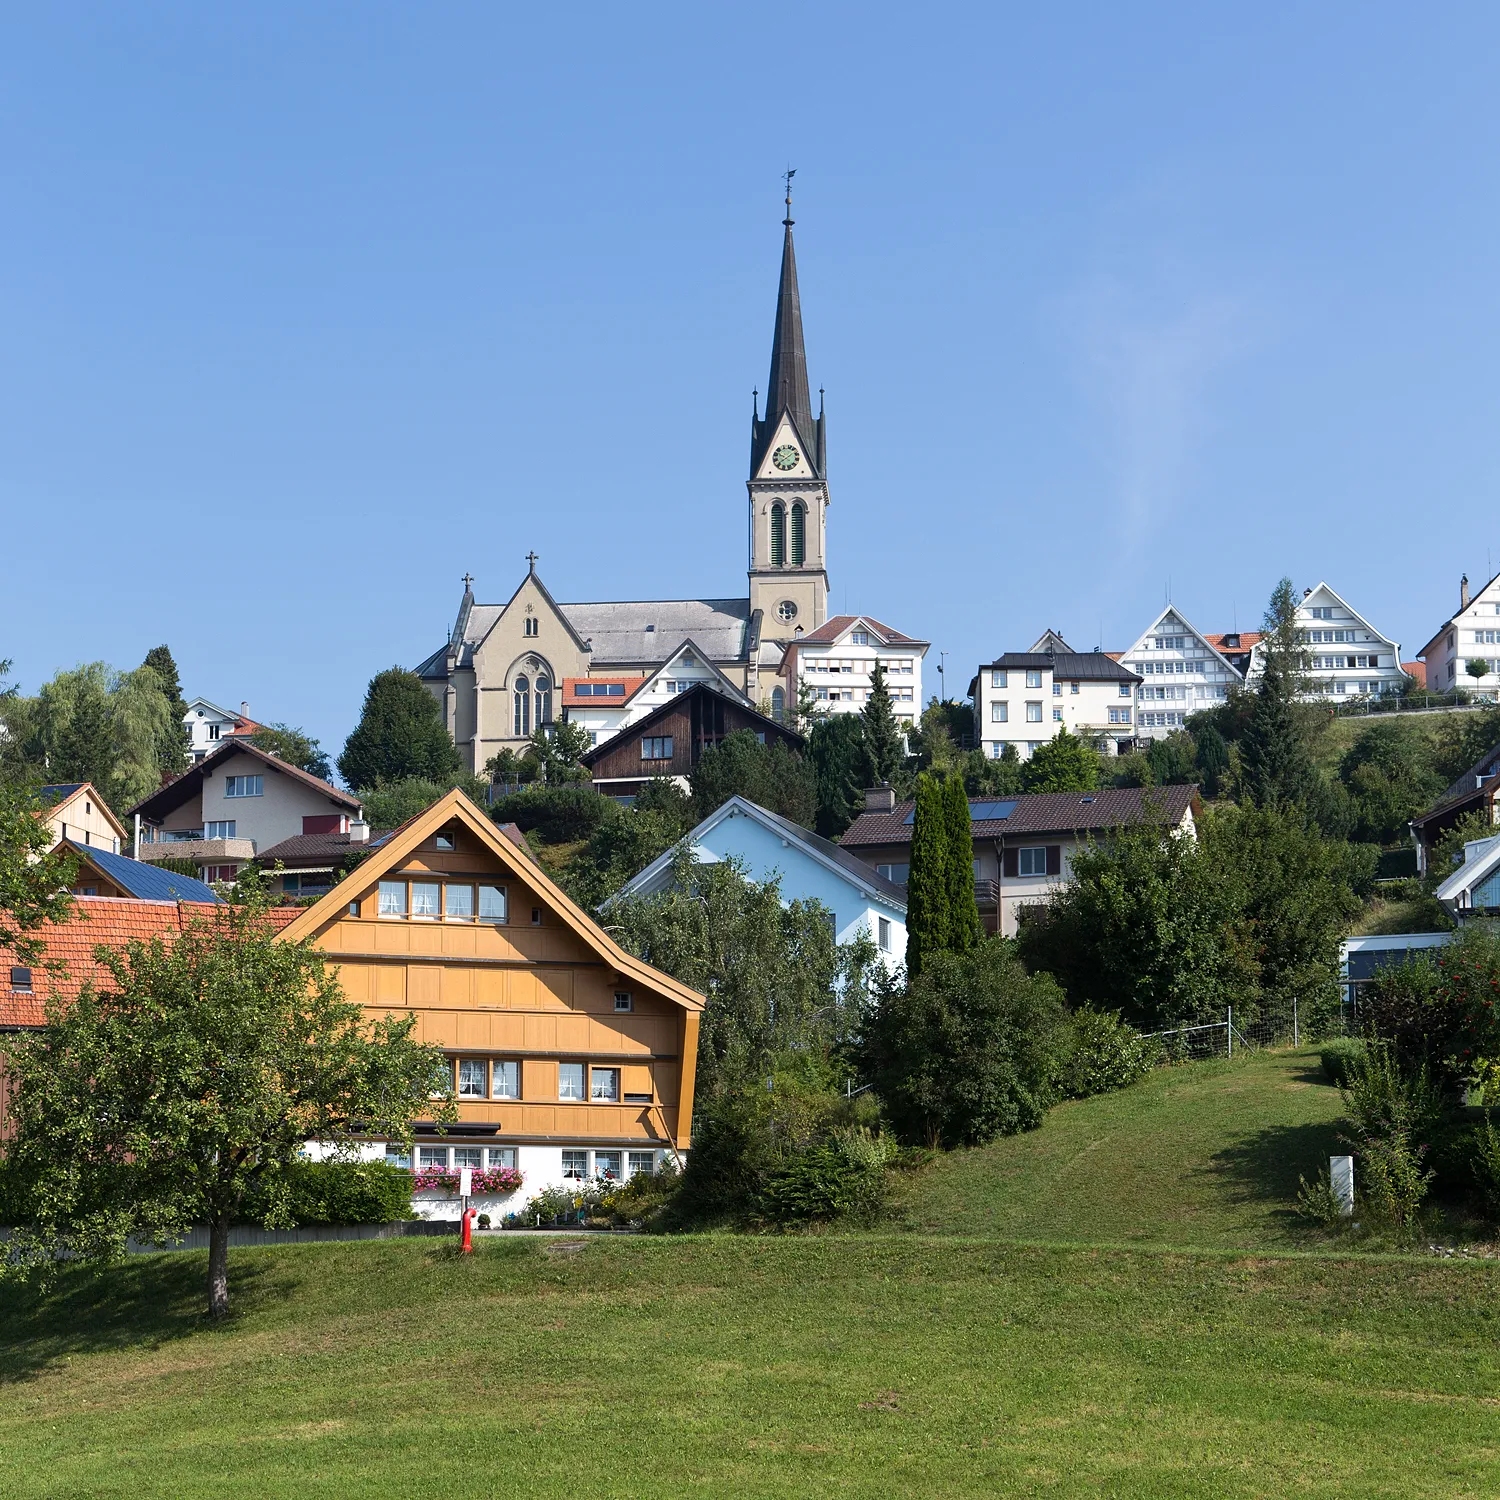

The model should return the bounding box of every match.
[975,878,1000,910]
[137,837,256,865]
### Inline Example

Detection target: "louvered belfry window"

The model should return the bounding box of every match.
[790,502,806,565]
[770,504,785,566]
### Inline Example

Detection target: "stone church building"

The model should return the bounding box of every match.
[416,197,834,772]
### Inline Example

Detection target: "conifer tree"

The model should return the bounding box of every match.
[338,668,462,792]
[861,662,905,785]
[142,645,191,772]
[904,771,951,979]
[944,772,982,952]
[808,714,873,839]
[1240,578,1318,810]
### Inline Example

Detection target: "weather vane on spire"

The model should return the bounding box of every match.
[782,167,796,225]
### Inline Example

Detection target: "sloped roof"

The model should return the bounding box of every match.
[1404,661,1427,687]
[561,677,648,708]
[579,681,803,768]
[276,789,705,1015]
[126,738,361,820]
[39,783,86,805]
[1435,833,1500,909]
[984,652,1141,683]
[0,897,299,1028]
[256,829,394,868]
[63,841,223,902]
[792,614,927,648]
[36,782,129,842]
[1411,742,1500,829]
[559,598,751,665]
[603,795,908,914]
[839,784,1198,847]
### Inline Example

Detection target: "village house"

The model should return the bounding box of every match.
[777,615,926,729]
[182,697,263,763]
[36,783,127,855]
[1418,571,1500,697]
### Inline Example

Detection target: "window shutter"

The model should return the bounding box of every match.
[1045,845,1062,876]
[1002,847,1018,879]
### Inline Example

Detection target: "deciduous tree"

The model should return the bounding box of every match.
[246,722,334,782]
[338,668,461,791]
[1021,728,1099,794]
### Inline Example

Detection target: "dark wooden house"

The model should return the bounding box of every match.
[580,684,804,799]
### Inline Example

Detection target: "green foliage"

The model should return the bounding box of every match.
[689,729,815,826]
[1108,750,1156,789]
[962,742,1023,796]
[142,645,191,773]
[607,850,880,1098]
[492,782,618,844]
[1057,1009,1161,1100]
[1294,1167,1347,1229]
[1319,1036,1368,1088]
[1240,578,1320,811]
[561,803,691,911]
[0,873,452,1318]
[523,719,593,784]
[1337,719,1445,844]
[150,855,204,881]
[0,779,78,965]
[758,1131,893,1225]
[1432,704,1500,782]
[807,714,872,839]
[860,662,905,785]
[1430,809,1496,887]
[354,773,487,829]
[245,723,333,782]
[1145,731,1198,787]
[243,1159,416,1226]
[1468,659,1491,682]
[904,771,950,979]
[862,938,1071,1147]
[943,772,981,953]
[1021,729,1099,793]
[1469,1113,1500,1220]
[338,667,461,792]
[1194,723,1230,798]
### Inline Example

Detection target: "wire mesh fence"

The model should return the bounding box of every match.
[1142,997,1360,1060]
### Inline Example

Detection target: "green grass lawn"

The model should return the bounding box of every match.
[5,1234,1500,1498]
[5,1052,1499,1497]
[897,1048,1348,1249]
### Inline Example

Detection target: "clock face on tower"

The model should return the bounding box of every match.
[772,444,800,471]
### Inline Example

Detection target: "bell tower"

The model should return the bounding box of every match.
[748,174,829,658]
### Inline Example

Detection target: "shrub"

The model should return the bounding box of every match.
[1294,1167,1347,1229]
[1319,1037,1367,1088]
[1340,1042,1442,1239]
[1058,1009,1160,1099]
[599,1161,682,1226]
[492,784,619,845]
[1470,1114,1500,1221]
[759,1132,894,1226]
[242,1160,416,1226]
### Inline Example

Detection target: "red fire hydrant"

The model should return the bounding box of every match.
[461,1206,477,1254]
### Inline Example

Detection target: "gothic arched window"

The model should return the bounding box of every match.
[770,504,786,567]
[513,675,531,738]
[790,502,806,566]
[771,686,786,723]
[535,677,552,728]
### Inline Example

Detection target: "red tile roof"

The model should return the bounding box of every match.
[560,676,647,708]
[792,614,926,647]
[1,897,300,1029]
[1202,631,1262,654]
[1404,661,1427,688]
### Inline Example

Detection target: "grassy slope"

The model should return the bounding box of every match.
[5,1235,1500,1498]
[1307,705,1466,775]
[896,1050,1346,1248]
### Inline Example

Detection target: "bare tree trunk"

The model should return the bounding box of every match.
[208,1212,231,1321]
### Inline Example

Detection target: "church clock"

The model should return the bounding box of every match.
[772,444,800,471]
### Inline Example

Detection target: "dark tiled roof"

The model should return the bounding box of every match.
[737,800,909,904]
[127,739,361,820]
[579,681,803,767]
[984,652,1141,683]
[64,841,223,903]
[838,784,1198,847]
[255,829,394,868]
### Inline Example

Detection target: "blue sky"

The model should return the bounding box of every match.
[3,5,1498,759]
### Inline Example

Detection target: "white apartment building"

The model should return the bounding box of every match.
[1244,582,1405,700]
[1117,607,1243,741]
[777,614,927,726]
[1418,572,1500,697]
[973,635,1141,759]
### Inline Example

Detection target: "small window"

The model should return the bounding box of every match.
[1025,670,1043,689]
[1052,682,1062,696]
[417,1145,448,1169]
[594,1150,622,1180]
[991,702,1008,723]
[491,1060,520,1099]
[224,775,263,798]
[457,1059,488,1097]
[531,907,542,926]
[1052,708,1062,721]
[991,669,1007,688]
[1026,702,1043,723]
[10,966,33,993]
[479,884,507,922]
[878,917,891,952]
[384,1143,412,1169]
[435,831,455,851]
[851,631,869,646]
[558,1062,585,1101]
[875,862,910,883]
[614,992,633,1012]
[205,820,236,839]
[562,1149,588,1179]
[411,882,441,919]
[487,1146,517,1170]
[453,1146,483,1170]
[642,736,674,761]
[378,880,406,917]
[1070,682,1080,694]
[524,616,539,637]
[73,885,98,897]
[591,1067,621,1103]
[1120,683,1132,697]
[1018,846,1047,877]
[628,1150,657,1177]
[445,884,474,919]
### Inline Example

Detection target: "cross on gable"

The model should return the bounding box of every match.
[526,551,539,573]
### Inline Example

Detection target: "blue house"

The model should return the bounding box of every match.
[604,796,907,970]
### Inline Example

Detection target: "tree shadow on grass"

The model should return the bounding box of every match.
[0,1251,290,1386]
[1207,1119,1349,1237]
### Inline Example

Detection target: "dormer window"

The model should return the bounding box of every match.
[10,966,33,993]
[851,631,869,646]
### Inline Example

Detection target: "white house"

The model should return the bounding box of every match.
[183,697,263,763]
[777,614,927,727]
[1117,607,1243,741]
[972,634,1141,760]
[560,640,750,747]
[1244,582,1405,701]
[603,794,908,971]
[1434,831,1500,920]
[1418,572,1500,697]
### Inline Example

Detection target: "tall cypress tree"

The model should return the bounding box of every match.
[944,772,982,952]
[142,645,191,773]
[861,662,905,785]
[904,771,951,979]
[1241,577,1318,809]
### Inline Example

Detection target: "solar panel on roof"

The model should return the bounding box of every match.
[902,799,1016,825]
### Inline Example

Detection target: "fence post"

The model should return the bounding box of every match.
[1293,995,1299,1049]
[1227,1005,1233,1059]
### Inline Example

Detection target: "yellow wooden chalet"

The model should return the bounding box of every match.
[277,789,704,1207]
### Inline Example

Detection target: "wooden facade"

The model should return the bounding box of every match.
[278,791,704,1160]
[581,682,804,796]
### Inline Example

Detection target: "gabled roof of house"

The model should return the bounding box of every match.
[1,897,299,1029]
[559,598,752,666]
[1404,661,1427,688]
[1202,631,1262,655]
[625,639,751,706]
[1410,742,1500,829]
[276,789,705,1014]
[839,784,1198,847]
[983,651,1141,683]
[1417,569,1500,663]
[1434,833,1500,908]
[255,829,395,869]
[579,681,803,768]
[62,841,223,903]
[561,676,649,708]
[37,782,129,842]
[126,738,361,821]
[792,614,927,648]
[1121,606,1247,680]
[602,795,908,914]
[1299,581,1400,654]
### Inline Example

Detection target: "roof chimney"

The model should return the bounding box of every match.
[348,819,370,844]
[864,783,896,814]
[240,701,250,719]
[1302,588,1312,599]
[1462,574,1471,611]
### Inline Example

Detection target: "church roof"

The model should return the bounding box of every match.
[558,598,751,666]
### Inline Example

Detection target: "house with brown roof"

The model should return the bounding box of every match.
[183,697,264,764]
[1409,740,1500,876]
[126,739,361,884]
[839,783,1199,937]
[778,614,927,728]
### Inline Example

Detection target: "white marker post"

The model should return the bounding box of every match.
[1330,1155,1354,1217]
